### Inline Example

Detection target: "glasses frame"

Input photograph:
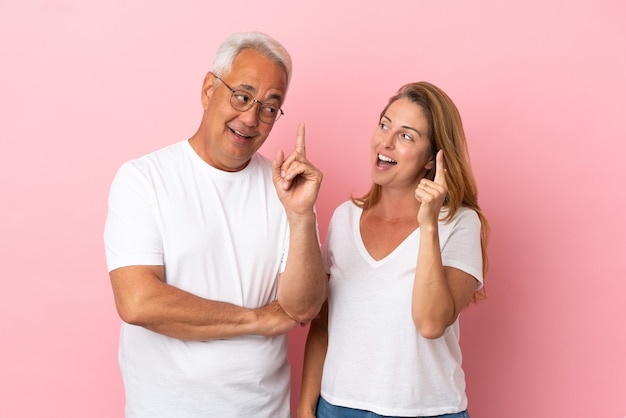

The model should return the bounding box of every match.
[213,74,284,123]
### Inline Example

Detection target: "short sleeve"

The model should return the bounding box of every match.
[104,162,163,272]
[440,208,484,288]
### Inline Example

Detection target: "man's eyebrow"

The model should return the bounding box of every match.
[236,83,256,93]
[236,83,283,102]
[265,92,283,102]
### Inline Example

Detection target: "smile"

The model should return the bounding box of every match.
[230,126,253,140]
[378,153,397,165]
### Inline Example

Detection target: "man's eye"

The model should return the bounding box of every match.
[234,92,251,104]
[261,106,277,115]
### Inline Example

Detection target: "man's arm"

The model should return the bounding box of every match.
[277,212,327,323]
[272,123,327,323]
[110,265,297,341]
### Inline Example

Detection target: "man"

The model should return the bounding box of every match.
[104,31,327,417]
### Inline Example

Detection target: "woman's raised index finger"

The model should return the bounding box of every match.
[434,149,447,185]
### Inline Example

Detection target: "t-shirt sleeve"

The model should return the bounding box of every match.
[440,208,484,288]
[321,205,343,275]
[278,225,290,274]
[104,162,163,272]
[322,229,332,276]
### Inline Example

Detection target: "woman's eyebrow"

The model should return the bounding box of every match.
[383,114,423,136]
[402,125,423,136]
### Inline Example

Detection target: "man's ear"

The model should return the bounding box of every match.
[201,72,217,109]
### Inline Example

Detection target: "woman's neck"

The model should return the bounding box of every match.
[368,189,420,221]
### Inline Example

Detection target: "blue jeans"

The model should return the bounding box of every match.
[315,396,470,418]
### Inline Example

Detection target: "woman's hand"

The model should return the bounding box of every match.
[415,149,447,228]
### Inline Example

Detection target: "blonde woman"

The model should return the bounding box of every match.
[298,82,489,418]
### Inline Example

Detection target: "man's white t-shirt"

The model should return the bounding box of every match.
[104,140,291,417]
[320,201,483,417]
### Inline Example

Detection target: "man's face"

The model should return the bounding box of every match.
[198,48,288,172]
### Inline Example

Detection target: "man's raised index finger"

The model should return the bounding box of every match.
[295,122,306,156]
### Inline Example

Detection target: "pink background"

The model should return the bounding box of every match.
[1,1,625,416]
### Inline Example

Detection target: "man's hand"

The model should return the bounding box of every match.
[272,123,323,218]
[254,301,299,337]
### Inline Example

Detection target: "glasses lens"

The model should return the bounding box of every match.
[230,91,254,112]
[228,88,283,124]
[258,105,280,123]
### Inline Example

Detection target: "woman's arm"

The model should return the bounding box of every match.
[297,300,329,418]
[411,226,478,339]
[412,150,479,338]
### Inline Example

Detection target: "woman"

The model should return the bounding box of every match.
[298,82,489,418]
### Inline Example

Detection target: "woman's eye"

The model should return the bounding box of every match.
[401,133,413,141]
[379,122,389,130]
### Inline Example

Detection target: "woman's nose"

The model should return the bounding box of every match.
[381,132,395,148]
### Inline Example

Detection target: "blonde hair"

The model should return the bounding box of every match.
[352,82,489,301]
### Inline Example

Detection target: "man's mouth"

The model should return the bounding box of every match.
[230,127,253,140]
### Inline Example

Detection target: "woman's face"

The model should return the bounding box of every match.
[370,97,435,191]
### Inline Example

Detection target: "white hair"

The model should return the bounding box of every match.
[211,31,292,87]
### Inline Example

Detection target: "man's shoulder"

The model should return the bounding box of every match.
[122,140,188,171]
[252,152,272,166]
[246,153,275,178]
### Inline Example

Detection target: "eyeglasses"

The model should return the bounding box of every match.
[214,74,284,124]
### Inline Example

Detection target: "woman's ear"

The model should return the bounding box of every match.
[425,154,435,171]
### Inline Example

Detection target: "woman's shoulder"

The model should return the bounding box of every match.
[328,201,361,227]
[439,206,480,226]
[333,200,361,216]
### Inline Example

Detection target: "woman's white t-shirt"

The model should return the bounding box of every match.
[320,201,483,417]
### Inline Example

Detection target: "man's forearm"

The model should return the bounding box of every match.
[111,266,297,340]
[277,215,327,323]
